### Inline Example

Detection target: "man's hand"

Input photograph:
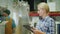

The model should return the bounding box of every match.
[13,28,16,33]
[31,28,45,34]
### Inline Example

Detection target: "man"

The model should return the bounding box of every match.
[3,9,16,34]
[31,2,55,34]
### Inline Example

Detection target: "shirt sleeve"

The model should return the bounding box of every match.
[12,19,16,28]
[47,19,55,34]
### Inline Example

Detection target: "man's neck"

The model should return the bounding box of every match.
[42,14,48,19]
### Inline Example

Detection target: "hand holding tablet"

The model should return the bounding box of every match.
[23,25,34,32]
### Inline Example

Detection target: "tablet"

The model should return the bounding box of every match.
[23,25,33,32]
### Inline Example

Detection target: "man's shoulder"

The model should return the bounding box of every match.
[49,17,54,21]
[46,16,54,22]
[8,17,13,20]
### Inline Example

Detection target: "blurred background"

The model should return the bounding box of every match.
[0,0,60,34]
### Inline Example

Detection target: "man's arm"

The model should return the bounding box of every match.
[48,19,55,34]
[31,28,46,34]
[12,19,16,33]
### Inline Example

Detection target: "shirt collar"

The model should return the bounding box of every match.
[41,16,49,21]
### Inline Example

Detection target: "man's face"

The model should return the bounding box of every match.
[3,12,8,17]
[37,6,46,16]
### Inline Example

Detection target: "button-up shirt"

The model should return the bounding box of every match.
[36,16,55,34]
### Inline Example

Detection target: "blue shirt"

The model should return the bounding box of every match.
[36,16,55,34]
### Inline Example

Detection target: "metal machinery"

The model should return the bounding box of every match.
[0,0,30,34]
[16,1,31,34]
